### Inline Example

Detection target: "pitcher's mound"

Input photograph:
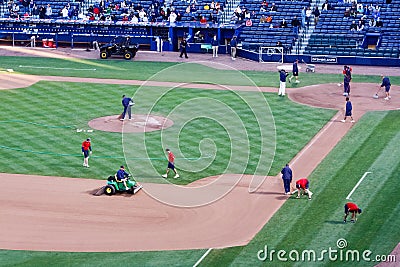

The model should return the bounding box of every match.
[88,114,173,133]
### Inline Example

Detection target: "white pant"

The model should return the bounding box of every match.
[212,46,218,57]
[279,81,286,95]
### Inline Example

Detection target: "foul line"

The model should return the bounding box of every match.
[193,248,212,267]
[19,65,96,71]
[346,172,372,200]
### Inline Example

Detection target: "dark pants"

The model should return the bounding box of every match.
[180,49,188,58]
[283,179,291,193]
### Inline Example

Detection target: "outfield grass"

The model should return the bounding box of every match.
[1,56,397,87]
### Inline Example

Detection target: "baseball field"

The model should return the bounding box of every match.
[0,48,399,266]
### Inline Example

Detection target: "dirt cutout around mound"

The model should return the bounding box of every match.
[88,114,173,133]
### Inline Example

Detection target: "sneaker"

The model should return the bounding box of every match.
[120,118,125,121]
[83,163,86,167]
[341,119,346,123]
[308,197,312,200]
[174,174,180,178]
[129,118,132,121]
[296,196,300,199]
[343,220,347,223]
[86,165,90,168]
[162,174,167,178]
[295,80,300,83]
[351,219,355,223]
[351,120,355,123]
[384,97,389,100]
[389,96,392,99]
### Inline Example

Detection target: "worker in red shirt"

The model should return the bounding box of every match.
[292,178,313,200]
[344,202,362,223]
[162,148,179,178]
[81,138,92,168]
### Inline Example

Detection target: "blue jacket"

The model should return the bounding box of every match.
[280,71,287,82]
[381,77,391,88]
[346,101,352,112]
[211,38,218,46]
[281,166,292,181]
[122,96,132,107]
[230,38,237,47]
[116,169,129,180]
[293,62,298,73]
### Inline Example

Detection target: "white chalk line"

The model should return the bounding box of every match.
[346,172,372,200]
[193,248,212,267]
[18,65,96,71]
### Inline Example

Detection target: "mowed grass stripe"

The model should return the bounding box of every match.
[299,116,400,266]
[201,111,390,266]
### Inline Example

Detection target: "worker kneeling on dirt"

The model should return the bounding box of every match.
[116,165,130,190]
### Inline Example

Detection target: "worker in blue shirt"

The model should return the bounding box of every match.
[278,69,289,96]
[116,165,130,190]
[380,75,391,100]
[281,163,293,195]
[120,94,134,121]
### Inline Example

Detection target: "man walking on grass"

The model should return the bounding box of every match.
[162,148,180,178]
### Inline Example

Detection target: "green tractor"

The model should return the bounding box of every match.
[104,174,143,196]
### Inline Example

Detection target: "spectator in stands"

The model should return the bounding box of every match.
[209,12,217,24]
[190,3,197,13]
[305,7,312,27]
[357,20,364,31]
[356,3,364,14]
[369,17,376,27]
[215,2,221,12]
[291,15,301,35]
[260,15,266,23]
[322,0,332,11]
[266,14,272,24]
[244,9,251,20]
[45,4,52,19]
[280,18,287,28]
[234,5,242,19]
[200,15,207,24]
[31,4,40,19]
[168,10,177,23]
[22,0,30,14]
[61,6,69,19]
[372,8,380,20]
[39,5,46,19]
[313,6,320,25]
[344,8,350,18]
[270,3,277,12]
[349,20,357,31]
[210,0,215,10]
[139,8,146,21]
[376,17,383,27]
[131,14,138,23]
[10,3,19,18]
[260,0,268,12]
[301,7,306,28]
[175,11,182,22]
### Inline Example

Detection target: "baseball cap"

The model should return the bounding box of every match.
[358,208,362,214]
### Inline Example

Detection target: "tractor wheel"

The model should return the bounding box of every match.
[124,51,133,60]
[100,51,109,59]
[104,185,116,195]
